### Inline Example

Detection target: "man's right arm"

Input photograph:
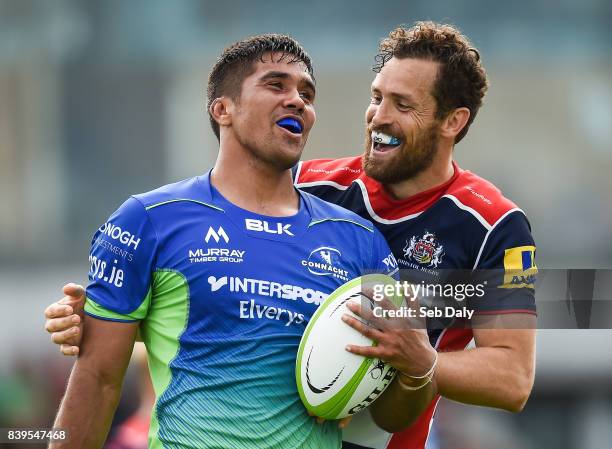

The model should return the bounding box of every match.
[51,314,138,449]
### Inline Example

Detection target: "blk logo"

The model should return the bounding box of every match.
[244,219,294,236]
[205,226,229,244]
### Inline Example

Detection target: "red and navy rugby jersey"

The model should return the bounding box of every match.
[293,156,537,449]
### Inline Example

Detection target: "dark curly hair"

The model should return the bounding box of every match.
[207,34,314,141]
[374,22,488,143]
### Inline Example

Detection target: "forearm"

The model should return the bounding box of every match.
[436,346,533,412]
[50,362,123,449]
[50,316,138,449]
[371,341,534,431]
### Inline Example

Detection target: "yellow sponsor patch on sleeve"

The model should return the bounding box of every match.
[500,245,537,289]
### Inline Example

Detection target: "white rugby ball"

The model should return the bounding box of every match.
[296,274,402,419]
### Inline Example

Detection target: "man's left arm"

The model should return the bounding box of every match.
[346,311,535,432]
[436,317,536,411]
[432,211,538,414]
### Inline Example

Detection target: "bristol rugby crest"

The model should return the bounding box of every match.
[404,231,444,268]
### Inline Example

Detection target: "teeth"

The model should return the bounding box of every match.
[371,131,401,146]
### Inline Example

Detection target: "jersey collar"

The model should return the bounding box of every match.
[361,161,462,218]
[197,169,319,218]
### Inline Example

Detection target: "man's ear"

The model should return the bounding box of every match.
[209,97,234,128]
[440,107,470,140]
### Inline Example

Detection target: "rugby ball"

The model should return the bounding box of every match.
[296,274,403,419]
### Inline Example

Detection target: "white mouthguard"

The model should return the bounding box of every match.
[371,131,401,146]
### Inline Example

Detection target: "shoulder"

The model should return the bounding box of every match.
[301,190,375,234]
[294,156,364,188]
[131,176,204,208]
[443,169,525,229]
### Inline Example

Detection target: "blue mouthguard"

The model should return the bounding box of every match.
[276,118,303,134]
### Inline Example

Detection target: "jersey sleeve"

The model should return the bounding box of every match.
[369,228,400,280]
[469,211,537,314]
[85,196,158,322]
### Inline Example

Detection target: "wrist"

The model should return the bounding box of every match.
[397,350,438,391]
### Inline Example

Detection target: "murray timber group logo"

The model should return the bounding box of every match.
[404,231,444,268]
[301,246,349,281]
[188,226,245,264]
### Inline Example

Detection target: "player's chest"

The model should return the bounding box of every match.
[376,209,485,279]
[153,215,363,304]
[329,187,478,272]
[381,222,466,273]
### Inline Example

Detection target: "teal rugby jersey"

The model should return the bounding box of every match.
[84,171,397,449]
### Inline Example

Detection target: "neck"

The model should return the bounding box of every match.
[384,150,455,200]
[211,137,299,216]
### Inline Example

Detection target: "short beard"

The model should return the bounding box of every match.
[247,138,303,172]
[235,125,304,172]
[362,122,440,185]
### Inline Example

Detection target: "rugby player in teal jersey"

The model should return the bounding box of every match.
[46,35,397,449]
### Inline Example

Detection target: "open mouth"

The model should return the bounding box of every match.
[371,131,401,153]
[276,117,303,135]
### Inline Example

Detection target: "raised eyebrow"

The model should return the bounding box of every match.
[260,71,316,94]
[259,71,291,82]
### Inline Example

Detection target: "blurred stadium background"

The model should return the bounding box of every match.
[1,0,611,448]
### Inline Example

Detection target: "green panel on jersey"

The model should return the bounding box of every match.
[85,290,151,322]
[139,269,190,449]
